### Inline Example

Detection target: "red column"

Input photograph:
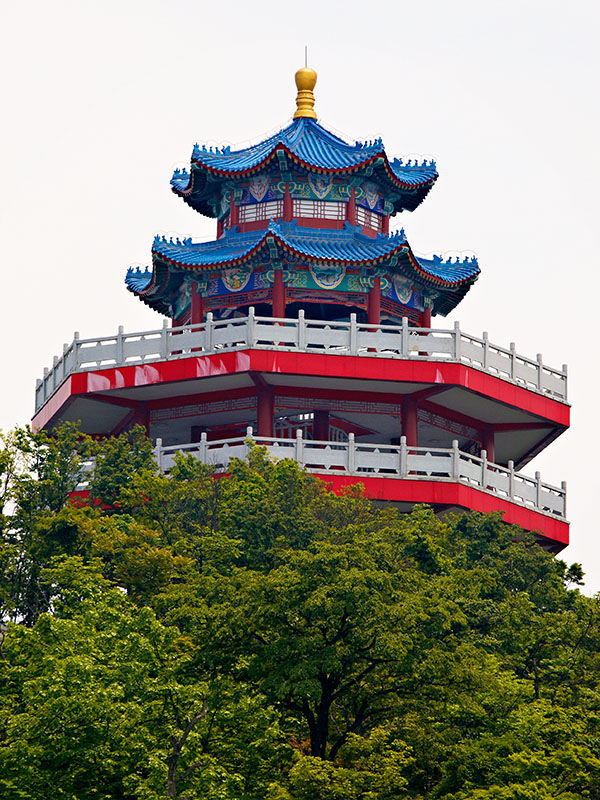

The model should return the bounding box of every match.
[217,218,224,238]
[257,387,274,438]
[272,269,286,318]
[418,305,432,355]
[483,426,495,462]
[368,276,381,325]
[283,183,293,221]
[381,215,389,235]
[313,410,329,442]
[191,284,204,324]
[403,397,418,447]
[230,197,239,227]
[133,404,149,435]
[346,187,356,225]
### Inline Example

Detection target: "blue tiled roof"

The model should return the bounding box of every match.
[143,221,478,285]
[191,118,382,172]
[170,118,438,218]
[186,118,437,183]
[126,222,479,316]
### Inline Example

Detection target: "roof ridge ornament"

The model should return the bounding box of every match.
[293,66,317,120]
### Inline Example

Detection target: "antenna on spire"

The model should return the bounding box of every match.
[305,45,307,68]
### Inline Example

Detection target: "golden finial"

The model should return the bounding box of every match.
[293,65,317,119]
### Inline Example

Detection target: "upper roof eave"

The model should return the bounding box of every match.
[170,118,439,217]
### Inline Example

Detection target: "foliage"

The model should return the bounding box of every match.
[0,427,598,799]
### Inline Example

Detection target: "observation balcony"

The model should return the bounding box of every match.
[36,311,569,549]
[36,310,568,410]
[33,311,569,470]
[159,431,567,551]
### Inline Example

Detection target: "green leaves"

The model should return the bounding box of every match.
[0,425,598,798]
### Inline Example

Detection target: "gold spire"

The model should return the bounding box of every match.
[293,67,317,119]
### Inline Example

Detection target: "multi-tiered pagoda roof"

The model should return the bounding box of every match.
[127,67,479,326]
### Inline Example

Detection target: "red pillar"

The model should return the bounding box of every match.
[133,403,149,435]
[313,410,329,442]
[230,196,239,227]
[483,426,495,462]
[217,218,224,238]
[283,183,293,221]
[368,276,381,325]
[191,284,204,324]
[418,305,432,355]
[257,387,274,438]
[272,269,286,318]
[346,187,356,225]
[381,214,389,235]
[403,397,418,447]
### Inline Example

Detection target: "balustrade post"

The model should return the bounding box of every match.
[295,428,304,466]
[510,343,516,380]
[535,471,542,510]
[62,343,69,379]
[155,438,163,473]
[247,306,256,348]
[349,313,357,353]
[401,316,409,357]
[246,426,254,460]
[451,439,460,480]
[206,312,214,351]
[482,331,489,370]
[454,321,461,361]
[561,481,567,518]
[160,319,169,359]
[508,460,515,499]
[562,364,568,402]
[298,308,306,350]
[481,448,488,488]
[117,325,124,365]
[199,431,208,463]
[348,432,356,473]
[400,435,407,477]
[73,332,80,370]
[536,354,543,391]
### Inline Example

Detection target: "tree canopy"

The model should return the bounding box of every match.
[0,425,598,799]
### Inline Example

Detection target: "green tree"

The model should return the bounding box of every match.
[0,428,598,799]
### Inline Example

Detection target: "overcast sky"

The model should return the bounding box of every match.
[1,0,598,591]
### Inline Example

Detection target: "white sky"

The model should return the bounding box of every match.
[1,0,598,591]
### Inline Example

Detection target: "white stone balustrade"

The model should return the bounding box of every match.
[36,309,568,412]
[150,431,566,521]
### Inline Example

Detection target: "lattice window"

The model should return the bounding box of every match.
[238,200,283,223]
[356,205,383,232]
[293,200,346,220]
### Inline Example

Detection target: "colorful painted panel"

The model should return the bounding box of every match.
[173,281,192,318]
[355,181,386,214]
[207,269,271,297]
[288,265,364,294]
[382,274,424,311]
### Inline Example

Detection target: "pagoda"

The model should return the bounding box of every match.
[33,67,570,551]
